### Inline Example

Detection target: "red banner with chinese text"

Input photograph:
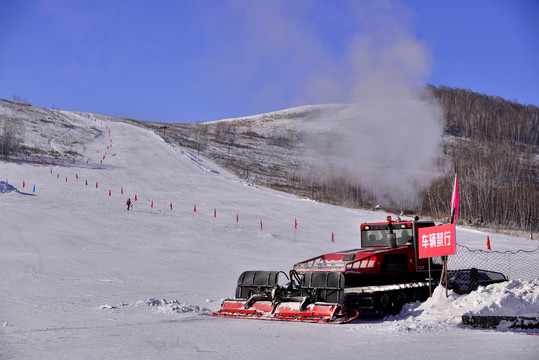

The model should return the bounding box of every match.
[418,223,456,259]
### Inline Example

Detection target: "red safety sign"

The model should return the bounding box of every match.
[418,223,456,259]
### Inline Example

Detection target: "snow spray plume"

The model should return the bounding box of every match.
[299,1,445,208]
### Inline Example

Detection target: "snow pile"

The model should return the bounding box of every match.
[98,299,210,314]
[98,304,124,310]
[462,280,539,317]
[139,298,210,314]
[384,280,539,333]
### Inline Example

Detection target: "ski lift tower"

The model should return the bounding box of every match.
[159,125,169,137]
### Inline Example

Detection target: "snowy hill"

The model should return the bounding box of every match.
[1,104,538,359]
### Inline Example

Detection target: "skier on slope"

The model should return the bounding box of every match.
[126,198,132,211]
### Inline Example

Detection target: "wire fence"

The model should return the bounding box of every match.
[448,244,539,281]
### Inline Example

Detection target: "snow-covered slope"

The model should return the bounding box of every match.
[0,99,103,158]
[1,110,538,360]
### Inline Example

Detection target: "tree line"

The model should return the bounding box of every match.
[421,86,537,230]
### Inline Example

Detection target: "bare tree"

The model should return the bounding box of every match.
[0,118,22,158]
[12,94,30,105]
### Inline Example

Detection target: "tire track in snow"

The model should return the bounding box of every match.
[48,128,73,154]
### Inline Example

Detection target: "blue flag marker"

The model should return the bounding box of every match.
[33,184,36,193]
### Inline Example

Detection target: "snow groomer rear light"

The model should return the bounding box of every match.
[347,256,377,270]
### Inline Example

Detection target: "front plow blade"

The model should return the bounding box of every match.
[212,299,358,324]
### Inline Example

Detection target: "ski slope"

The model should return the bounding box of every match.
[1,111,538,359]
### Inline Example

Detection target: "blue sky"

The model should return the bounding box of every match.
[1,0,537,123]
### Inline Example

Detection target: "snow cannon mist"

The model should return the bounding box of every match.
[292,0,445,210]
[300,99,444,210]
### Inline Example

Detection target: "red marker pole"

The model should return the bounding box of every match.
[294,219,297,242]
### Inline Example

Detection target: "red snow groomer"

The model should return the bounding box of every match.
[213,217,444,323]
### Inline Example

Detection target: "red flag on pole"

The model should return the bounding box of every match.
[134,194,137,201]
[295,219,297,229]
[450,174,459,223]
[332,232,335,243]
[194,204,197,212]
[236,213,239,223]
[170,202,173,210]
[260,220,263,231]
[487,236,491,250]
[214,209,216,218]
[151,200,153,208]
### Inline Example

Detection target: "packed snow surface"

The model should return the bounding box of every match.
[1,110,538,359]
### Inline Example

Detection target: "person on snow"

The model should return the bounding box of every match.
[126,197,132,211]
